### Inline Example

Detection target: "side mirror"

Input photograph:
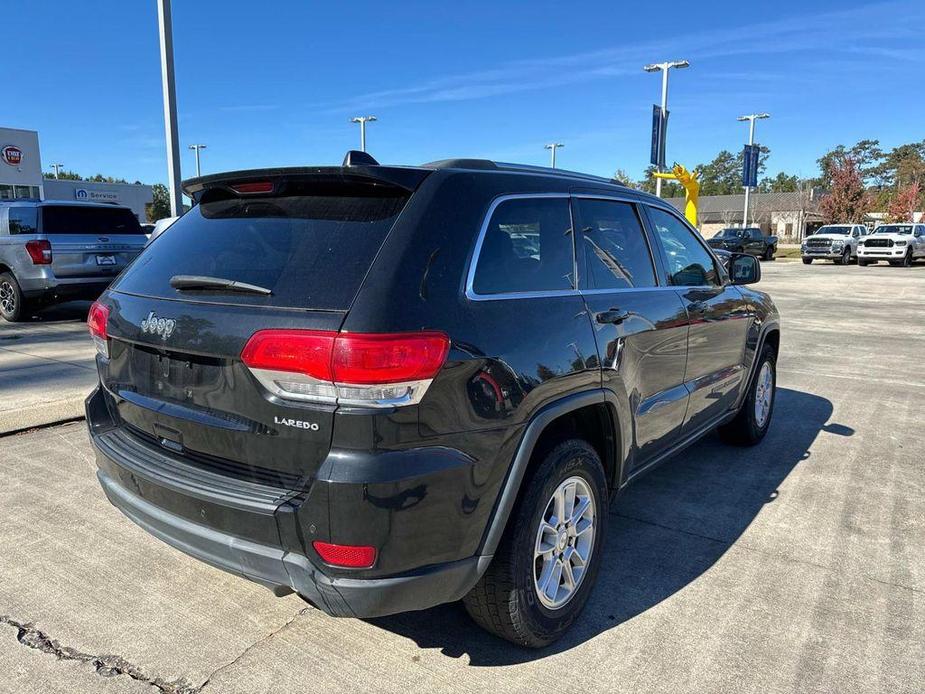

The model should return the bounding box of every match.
[729,253,760,285]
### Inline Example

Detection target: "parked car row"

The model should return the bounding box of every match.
[801,223,925,266]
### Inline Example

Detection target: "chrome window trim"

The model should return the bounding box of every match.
[465,193,574,302]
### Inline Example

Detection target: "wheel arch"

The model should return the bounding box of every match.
[477,389,624,564]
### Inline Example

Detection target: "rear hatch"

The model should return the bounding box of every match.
[41,204,147,279]
[98,169,425,489]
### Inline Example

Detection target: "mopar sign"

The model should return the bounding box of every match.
[1,145,23,167]
[75,188,120,202]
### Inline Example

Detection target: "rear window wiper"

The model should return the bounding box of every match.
[169,275,272,295]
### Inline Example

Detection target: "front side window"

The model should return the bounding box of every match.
[8,207,38,235]
[573,199,656,290]
[472,197,574,295]
[647,207,720,287]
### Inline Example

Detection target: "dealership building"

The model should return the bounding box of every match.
[1,126,153,221]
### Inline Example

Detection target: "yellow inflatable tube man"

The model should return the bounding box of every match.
[653,164,699,226]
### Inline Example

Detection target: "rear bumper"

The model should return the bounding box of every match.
[85,386,488,618]
[19,272,112,300]
[95,467,482,617]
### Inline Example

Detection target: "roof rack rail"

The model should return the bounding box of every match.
[422,158,498,170]
[493,161,622,185]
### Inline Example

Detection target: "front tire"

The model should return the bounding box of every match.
[718,344,776,446]
[463,439,608,648]
[835,247,851,265]
[764,246,775,261]
[902,249,913,267]
[0,272,27,322]
[802,257,813,265]
[858,258,871,266]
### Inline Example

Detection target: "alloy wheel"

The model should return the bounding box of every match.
[0,281,15,316]
[533,476,595,610]
[754,361,773,428]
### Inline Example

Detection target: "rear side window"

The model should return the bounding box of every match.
[573,199,656,290]
[471,197,574,295]
[646,207,720,287]
[41,206,143,235]
[113,189,409,310]
[8,207,37,235]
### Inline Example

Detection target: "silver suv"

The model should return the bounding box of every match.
[0,200,147,321]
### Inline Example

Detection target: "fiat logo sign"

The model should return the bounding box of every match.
[2,145,23,167]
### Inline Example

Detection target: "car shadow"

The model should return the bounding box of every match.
[366,387,844,664]
[18,300,92,324]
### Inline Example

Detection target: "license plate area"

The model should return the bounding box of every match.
[96,254,117,266]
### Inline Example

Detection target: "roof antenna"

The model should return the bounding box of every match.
[343,150,379,167]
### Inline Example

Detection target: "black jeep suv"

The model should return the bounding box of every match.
[85,153,779,647]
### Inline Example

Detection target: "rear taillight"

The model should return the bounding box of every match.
[312,541,377,569]
[25,240,52,265]
[240,329,450,407]
[87,301,110,357]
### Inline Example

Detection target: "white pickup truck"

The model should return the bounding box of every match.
[857,223,925,266]
[801,224,868,265]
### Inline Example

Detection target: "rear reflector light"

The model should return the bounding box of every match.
[87,301,110,357]
[25,239,52,265]
[312,541,377,569]
[230,181,274,194]
[240,329,449,407]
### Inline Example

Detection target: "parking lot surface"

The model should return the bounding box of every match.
[0,302,96,434]
[0,262,922,693]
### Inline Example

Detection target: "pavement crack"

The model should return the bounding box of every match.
[0,615,198,694]
[198,607,311,691]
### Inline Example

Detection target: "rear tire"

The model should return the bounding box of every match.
[463,439,607,648]
[802,258,813,265]
[0,272,27,322]
[718,344,776,446]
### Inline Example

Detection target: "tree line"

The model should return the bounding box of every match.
[614,138,925,223]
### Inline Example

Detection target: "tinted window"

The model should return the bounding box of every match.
[114,189,408,310]
[647,207,720,287]
[573,199,655,290]
[41,205,143,235]
[8,207,38,235]
[472,197,574,295]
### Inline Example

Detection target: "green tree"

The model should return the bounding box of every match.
[612,168,635,187]
[759,172,800,193]
[147,183,171,222]
[87,173,129,184]
[697,150,740,196]
[637,165,682,197]
[45,169,83,181]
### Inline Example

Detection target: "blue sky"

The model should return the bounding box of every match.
[6,1,925,185]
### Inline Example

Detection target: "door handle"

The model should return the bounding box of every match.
[596,308,630,325]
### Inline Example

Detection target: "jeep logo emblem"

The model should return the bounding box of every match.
[140,311,176,339]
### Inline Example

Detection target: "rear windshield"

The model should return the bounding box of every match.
[112,187,409,310]
[41,206,143,235]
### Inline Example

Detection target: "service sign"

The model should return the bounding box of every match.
[2,145,23,167]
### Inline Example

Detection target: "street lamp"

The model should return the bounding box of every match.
[157,0,182,216]
[49,164,64,179]
[350,116,377,152]
[643,59,689,197]
[188,144,207,177]
[737,113,770,227]
[544,143,564,168]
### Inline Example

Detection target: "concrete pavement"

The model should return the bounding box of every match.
[0,262,923,693]
[0,302,97,434]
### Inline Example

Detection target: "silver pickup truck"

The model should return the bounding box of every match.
[0,200,147,321]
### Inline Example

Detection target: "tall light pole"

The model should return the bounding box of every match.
[350,116,377,152]
[545,143,564,168]
[157,0,182,216]
[50,164,64,179]
[188,144,207,177]
[643,60,689,197]
[738,113,770,227]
